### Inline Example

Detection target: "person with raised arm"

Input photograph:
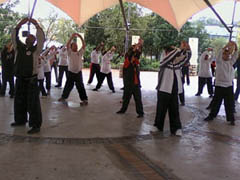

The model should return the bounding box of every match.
[154,41,192,136]
[58,33,88,105]
[10,18,45,134]
[92,46,116,93]
[0,41,15,98]
[204,41,238,126]
[116,39,144,118]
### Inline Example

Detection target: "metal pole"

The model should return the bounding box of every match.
[229,0,237,41]
[124,3,130,53]
[119,0,129,31]
[203,0,231,33]
[28,0,38,33]
[119,0,130,53]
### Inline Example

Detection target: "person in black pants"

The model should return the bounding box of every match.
[195,48,214,97]
[55,46,68,88]
[234,55,240,101]
[87,43,104,85]
[116,39,144,118]
[154,41,192,136]
[0,42,15,98]
[179,54,191,105]
[204,41,238,126]
[93,46,116,93]
[11,18,45,134]
[58,33,88,105]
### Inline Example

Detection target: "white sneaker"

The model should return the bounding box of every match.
[175,129,183,137]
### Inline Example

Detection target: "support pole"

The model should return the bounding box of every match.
[229,0,237,41]
[203,0,231,34]
[28,0,38,33]
[119,0,130,53]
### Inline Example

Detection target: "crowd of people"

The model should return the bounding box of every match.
[0,17,239,135]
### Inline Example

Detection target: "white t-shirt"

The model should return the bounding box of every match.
[215,49,238,87]
[43,54,51,72]
[67,48,84,73]
[38,60,45,80]
[101,51,114,74]
[198,51,213,78]
[58,48,68,66]
[91,50,101,64]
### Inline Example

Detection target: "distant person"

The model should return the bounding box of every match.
[42,46,58,95]
[38,55,47,97]
[204,41,238,126]
[0,42,15,98]
[55,46,68,88]
[195,48,214,98]
[93,46,116,93]
[58,33,88,105]
[179,45,192,106]
[11,18,45,134]
[50,46,58,83]
[154,41,191,136]
[116,39,144,118]
[87,42,104,85]
[234,53,240,101]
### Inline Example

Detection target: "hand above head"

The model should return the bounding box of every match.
[16,18,29,28]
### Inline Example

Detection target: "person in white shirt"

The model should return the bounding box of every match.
[92,46,116,93]
[58,33,88,105]
[37,55,47,97]
[42,46,58,95]
[87,42,104,84]
[204,41,238,126]
[55,46,68,88]
[195,48,214,97]
[154,41,191,136]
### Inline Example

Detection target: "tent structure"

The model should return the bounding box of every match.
[45,0,238,31]
[0,0,238,30]
[0,0,239,37]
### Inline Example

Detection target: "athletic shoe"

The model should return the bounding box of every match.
[175,129,183,137]
[27,127,40,134]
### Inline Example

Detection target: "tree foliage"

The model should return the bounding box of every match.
[0,0,23,50]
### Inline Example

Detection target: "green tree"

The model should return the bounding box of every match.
[0,0,22,50]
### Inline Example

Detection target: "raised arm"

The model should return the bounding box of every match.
[75,33,86,51]
[12,18,29,49]
[29,18,45,53]
[66,34,76,50]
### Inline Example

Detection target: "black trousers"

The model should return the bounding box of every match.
[44,72,51,91]
[38,79,47,96]
[197,77,213,95]
[209,86,235,122]
[51,62,58,83]
[96,72,115,91]
[0,73,14,96]
[14,77,42,128]
[57,65,68,86]
[179,87,185,104]
[234,77,240,100]
[62,71,88,101]
[120,85,144,115]
[87,63,100,84]
[182,66,190,85]
[154,91,182,134]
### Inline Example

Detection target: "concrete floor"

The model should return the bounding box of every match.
[0,69,239,180]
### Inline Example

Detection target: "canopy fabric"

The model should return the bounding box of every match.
[0,0,238,30]
[46,0,237,30]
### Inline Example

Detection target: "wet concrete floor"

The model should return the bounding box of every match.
[0,69,239,180]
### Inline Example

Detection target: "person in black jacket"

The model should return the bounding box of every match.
[10,18,45,134]
[116,39,144,118]
[0,42,15,98]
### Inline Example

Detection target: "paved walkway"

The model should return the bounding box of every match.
[0,69,239,180]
